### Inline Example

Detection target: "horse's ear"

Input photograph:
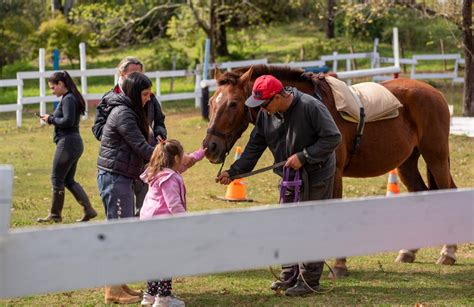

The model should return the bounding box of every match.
[239,66,254,84]
[214,68,222,81]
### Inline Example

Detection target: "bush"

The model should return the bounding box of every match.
[381,9,461,52]
[144,40,192,71]
[34,15,96,65]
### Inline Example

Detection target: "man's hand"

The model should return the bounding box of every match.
[216,171,232,185]
[285,154,303,170]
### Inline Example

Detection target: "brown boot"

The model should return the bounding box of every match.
[104,285,141,304]
[122,284,142,296]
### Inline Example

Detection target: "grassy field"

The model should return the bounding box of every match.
[0,104,472,305]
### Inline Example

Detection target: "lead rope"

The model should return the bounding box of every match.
[216,151,229,177]
[269,167,336,294]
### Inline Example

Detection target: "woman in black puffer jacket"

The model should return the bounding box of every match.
[97,72,154,220]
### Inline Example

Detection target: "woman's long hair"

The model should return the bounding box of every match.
[147,139,184,181]
[121,72,152,138]
[48,71,86,115]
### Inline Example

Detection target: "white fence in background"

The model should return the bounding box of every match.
[0,27,467,127]
[0,166,472,299]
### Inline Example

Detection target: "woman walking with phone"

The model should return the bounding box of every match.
[37,71,97,223]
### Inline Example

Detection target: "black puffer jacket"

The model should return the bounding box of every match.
[97,93,154,179]
[92,86,167,141]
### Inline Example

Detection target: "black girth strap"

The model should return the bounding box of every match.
[352,106,365,154]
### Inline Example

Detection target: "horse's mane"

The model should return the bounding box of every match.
[216,64,307,86]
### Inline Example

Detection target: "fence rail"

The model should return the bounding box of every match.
[0,163,472,298]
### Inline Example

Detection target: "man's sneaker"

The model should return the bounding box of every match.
[141,292,155,305]
[152,294,185,307]
[284,279,320,297]
[270,280,296,291]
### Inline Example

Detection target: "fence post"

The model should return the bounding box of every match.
[392,27,400,79]
[201,85,209,120]
[194,66,202,109]
[16,73,23,128]
[79,42,88,119]
[332,51,338,72]
[155,77,161,101]
[0,165,14,235]
[39,48,46,120]
[371,38,379,69]
[52,49,60,109]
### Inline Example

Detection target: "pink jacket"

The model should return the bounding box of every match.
[139,149,205,219]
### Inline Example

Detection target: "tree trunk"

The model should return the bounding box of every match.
[63,0,74,16]
[209,0,217,63]
[462,0,473,116]
[326,0,336,39]
[51,0,62,13]
[216,3,229,57]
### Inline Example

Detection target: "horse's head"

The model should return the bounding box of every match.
[203,67,256,164]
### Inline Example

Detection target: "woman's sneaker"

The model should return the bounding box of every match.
[141,292,156,306]
[152,294,185,307]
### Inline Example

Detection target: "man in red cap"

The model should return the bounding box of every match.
[216,74,341,296]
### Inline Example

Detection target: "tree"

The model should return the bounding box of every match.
[461,0,472,116]
[327,0,336,39]
[0,1,46,76]
[336,0,472,116]
[393,0,472,116]
[186,0,293,62]
[36,15,93,66]
[51,0,75,17]
[187,0,229,62]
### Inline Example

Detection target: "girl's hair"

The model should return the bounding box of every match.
[147,139,184,180]
[122,72,152,138]
[117,57,143,76]
[48,71,86,115]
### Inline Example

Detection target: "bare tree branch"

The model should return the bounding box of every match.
[187,0,210,36]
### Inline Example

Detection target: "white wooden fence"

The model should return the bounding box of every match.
[0,166,472,299]
[0,27,467,127]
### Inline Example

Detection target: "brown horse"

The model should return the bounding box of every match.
[202,65,457,276]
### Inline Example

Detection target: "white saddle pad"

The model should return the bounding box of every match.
[325,76,403,123]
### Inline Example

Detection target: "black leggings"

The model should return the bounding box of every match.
[51,134,84,189]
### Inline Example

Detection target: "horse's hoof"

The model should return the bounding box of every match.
[329,266,348,279]
[436,255,456,265]
[395,252,415,263]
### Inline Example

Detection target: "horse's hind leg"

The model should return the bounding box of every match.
[420,140,458,265]
[330,167,350,278]
[394,148,427,263]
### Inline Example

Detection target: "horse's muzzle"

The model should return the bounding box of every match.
[202,135,226,164]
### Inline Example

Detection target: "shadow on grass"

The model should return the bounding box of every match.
[180,266,474,305]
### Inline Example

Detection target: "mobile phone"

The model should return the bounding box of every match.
[34,112,41,118]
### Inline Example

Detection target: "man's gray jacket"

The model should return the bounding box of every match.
[227,88,341,181]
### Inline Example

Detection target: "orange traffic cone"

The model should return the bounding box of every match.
[386,169,400,196]
[219,146,253,202]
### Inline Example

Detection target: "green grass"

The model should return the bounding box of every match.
[0,107,473,305]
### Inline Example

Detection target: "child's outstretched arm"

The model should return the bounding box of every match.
[179,148,206,173]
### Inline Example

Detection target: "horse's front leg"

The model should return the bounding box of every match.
[330,167,350,278]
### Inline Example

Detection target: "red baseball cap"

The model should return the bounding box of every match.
[245,75,283,108]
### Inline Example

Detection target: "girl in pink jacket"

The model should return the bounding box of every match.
[139,139,205,307]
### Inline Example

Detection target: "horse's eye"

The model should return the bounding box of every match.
[228,101,237,108]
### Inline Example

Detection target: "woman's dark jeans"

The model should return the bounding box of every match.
[97,170,135,220]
